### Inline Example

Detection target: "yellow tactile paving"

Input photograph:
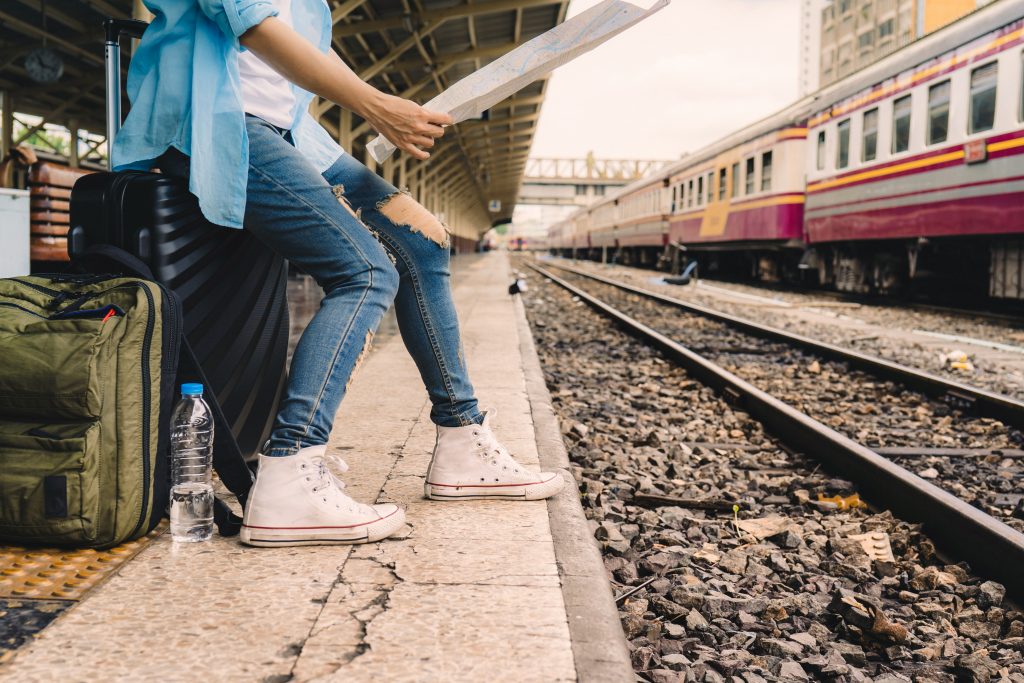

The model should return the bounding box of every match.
[0,528,162,601]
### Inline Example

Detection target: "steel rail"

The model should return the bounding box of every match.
[695,276,1024,327]
[544,261,1024,431]
[527,261,1024,600]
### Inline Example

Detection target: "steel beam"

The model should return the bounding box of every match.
[0,9,103,66]
[68,118,79,167]
[79,0,129,19]
[358,28,441,82]
[14,86,99,145]
[13,0,89,33]
[331,0,368,24]
[1,90,12,160]
[333,0,561,38]
[457,110,539,131]
[338,108,353,150]
[387,41,517,73]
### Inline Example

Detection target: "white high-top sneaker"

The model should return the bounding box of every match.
[425,410,564,501]
[240,445,405,547]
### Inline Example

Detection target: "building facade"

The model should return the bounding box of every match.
[799,0,827,96]
[818,0,996,89]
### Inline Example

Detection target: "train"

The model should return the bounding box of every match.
[546,0,1024,300]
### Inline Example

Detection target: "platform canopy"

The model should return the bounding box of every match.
[0,0,570,236]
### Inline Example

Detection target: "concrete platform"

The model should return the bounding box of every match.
[0,252,630,682]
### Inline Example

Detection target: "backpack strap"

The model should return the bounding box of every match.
[73,244,256,536]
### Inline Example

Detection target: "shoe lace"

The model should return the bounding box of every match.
[308,453,370,513]
[471,425,523,475]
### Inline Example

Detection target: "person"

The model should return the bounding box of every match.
[114,0,563,547]
[0,145,38,189]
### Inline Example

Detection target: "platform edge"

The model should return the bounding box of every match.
[513,294,634,683]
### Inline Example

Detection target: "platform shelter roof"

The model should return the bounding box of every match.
[0,0,570,233]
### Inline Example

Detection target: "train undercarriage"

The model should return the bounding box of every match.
[552,236,1022,301]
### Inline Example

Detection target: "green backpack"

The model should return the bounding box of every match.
[0,251,253,548]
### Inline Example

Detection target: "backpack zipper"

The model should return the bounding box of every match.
[0,301,47,318]
[9,278,62,297]
[114,280,157,540]
[9,278,102,311]
[118,279,180,539]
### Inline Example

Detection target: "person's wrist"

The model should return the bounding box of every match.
[355,87,389,123]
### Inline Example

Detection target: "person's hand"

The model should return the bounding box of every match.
[362,91,452,160]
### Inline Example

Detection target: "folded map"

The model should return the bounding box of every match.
[367,0,670,163]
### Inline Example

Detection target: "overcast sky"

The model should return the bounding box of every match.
[529,0,803,160]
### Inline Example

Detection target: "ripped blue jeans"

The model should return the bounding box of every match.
[160,115,481,456]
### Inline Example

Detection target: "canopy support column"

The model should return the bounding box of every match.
[1,90,12,160]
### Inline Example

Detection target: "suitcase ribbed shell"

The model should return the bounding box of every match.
[69,172,287,461]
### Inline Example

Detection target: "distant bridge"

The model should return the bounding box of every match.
[517,154,671,207]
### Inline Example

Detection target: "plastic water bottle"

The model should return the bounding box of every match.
[169,383,214,542]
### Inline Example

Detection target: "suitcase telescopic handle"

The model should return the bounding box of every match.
[103,18,149,168]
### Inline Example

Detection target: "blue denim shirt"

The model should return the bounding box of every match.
[112,0,344,228]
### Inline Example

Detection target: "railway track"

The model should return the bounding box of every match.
[679,273,1024,328]
[542,260,1024,431]
[525,259,1024,602]
[549,258,1024,398]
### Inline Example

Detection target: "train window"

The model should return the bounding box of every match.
[969,62,998,134]
[816,131,826,170]
[706,172,714,203]
[928,80,950,145]
[761,151,772,192]
[671,186,678,213]
[745,157,755,194]
[688,179,694,207]
[862,109,878,162]
[696,176,704,206]
[718,168,727,200]
[892,94,911,153]
[836,119,851,169]
[731,162,739,198]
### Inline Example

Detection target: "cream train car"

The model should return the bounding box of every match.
[550,1,1024,298]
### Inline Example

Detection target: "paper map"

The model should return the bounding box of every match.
[367,0,670,163]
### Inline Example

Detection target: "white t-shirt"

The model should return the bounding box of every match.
[237,0,297,129]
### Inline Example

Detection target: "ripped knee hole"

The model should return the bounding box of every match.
[377,192,450,248]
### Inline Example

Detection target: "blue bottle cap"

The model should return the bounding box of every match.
[181,383,204,396]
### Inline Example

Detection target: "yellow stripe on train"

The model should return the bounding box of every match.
[809,27,1024,127]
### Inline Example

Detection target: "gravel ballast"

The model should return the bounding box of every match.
[519,266,1024,682]
[561,259,1024,399]
[542,266,1024,534]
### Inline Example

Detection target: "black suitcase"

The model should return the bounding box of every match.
[68,19,288,464]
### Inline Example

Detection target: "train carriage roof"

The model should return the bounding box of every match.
[805,0,1024,121]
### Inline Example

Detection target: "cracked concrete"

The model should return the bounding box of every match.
[0,254,584,682]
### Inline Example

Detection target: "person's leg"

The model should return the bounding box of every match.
[161,118,406,543]
[244,125,400,456]
[320,154,563,502]
[320,153,480,428]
